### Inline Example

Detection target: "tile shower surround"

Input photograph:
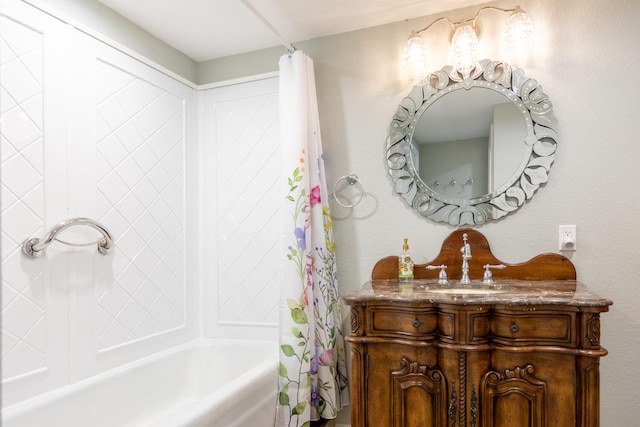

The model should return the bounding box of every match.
[2,10,47,381]
[94,60,186,350]
[1,1,280,406]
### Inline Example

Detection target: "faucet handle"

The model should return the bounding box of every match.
[427,265,449,285]
[482,264,506,284]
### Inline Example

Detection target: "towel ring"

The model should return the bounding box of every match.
[22,217,113,258]
[333,173,364,208]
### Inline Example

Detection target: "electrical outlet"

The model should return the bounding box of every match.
[559,225,576,251]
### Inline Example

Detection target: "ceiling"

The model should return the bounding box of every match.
[97,0,490,62]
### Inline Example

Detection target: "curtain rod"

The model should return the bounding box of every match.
[240,0,296,53]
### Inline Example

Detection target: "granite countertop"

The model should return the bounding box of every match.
[342,280,613,307]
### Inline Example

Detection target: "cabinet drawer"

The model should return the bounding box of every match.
[367,307,437,339]
[492,311,575,346]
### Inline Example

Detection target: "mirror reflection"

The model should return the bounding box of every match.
[410,87,527,201]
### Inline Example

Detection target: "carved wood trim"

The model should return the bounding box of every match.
[349,346,365,427]
[350,306,361,335]
[458,352,467,427]
[586,315,601,347]
[480,364,548,427]
[578,358,601,427]
[371,228,576,281]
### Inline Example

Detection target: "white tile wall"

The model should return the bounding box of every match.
[213,86,281,326]
[2,0,283,408]
[95,60,186,351]
[1,14,46,381]
[1,2,193,405]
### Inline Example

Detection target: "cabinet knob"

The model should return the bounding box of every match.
[413,319,421,328]
[510,323,519,333]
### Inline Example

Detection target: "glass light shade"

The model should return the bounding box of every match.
[504,8,534,66]
[402,32,430,79]
[449,24,479,78]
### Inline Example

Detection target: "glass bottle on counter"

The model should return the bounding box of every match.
[398,238,414,283]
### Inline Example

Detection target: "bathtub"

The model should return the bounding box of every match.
[2,339,278,427]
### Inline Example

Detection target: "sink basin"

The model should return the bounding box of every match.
[424,287,506,295]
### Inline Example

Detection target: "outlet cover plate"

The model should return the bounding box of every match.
[559,225,576,251]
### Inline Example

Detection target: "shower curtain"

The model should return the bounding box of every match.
[276,50,349,426]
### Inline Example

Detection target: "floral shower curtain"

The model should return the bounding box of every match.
[276,50,349,426]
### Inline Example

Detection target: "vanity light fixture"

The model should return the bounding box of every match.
[401,5,534,79]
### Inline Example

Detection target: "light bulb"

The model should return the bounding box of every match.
[449,23,479,78]
[401,31,430,79]
[504,6,533,66]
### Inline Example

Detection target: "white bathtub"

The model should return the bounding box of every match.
[2,339,278,427]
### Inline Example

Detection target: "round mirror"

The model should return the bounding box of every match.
[387,60,558,225]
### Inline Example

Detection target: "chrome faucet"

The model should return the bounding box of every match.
[459,233,472,285]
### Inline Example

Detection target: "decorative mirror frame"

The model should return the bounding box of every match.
[386,59,558,225]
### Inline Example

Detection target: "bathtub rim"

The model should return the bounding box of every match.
[1,337,278,423]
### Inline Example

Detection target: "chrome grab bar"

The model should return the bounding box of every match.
[22,217,113,258]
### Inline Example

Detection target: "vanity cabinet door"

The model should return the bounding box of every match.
[482,351,577,427]
[483,307,580,427]
[364,343,447,427]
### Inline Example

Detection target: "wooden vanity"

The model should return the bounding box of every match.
[343,229,611,427]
